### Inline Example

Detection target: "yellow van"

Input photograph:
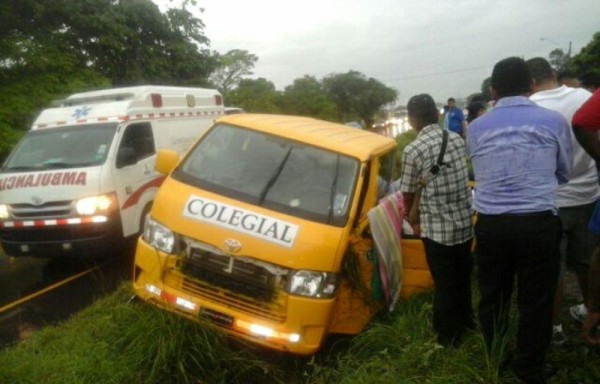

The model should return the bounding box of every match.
[132,114,433,355]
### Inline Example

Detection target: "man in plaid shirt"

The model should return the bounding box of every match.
[398,93,474,347]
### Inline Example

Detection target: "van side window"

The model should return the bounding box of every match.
[353,161,370,229]
[119,123,155,162]
[378,150,397,190]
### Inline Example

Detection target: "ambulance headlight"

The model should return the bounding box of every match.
[142,216,175,254]
[76,194,115,215]
[286,270,337,299]
[0,204,8,219]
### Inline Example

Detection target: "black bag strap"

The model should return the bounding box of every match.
[429,129,449,175]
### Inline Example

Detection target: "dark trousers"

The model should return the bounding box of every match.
[422,237,474,346]
[475,213,561,383]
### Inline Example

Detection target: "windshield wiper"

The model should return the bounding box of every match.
[42,162,73,169]
[258,147,293,205]
[2,165,39,172]
[328,155,341,223]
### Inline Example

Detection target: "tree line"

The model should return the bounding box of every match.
[2,1,599,162]
[0,0,397,161]
[477,33,600,101]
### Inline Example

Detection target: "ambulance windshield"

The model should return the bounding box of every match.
[174,124,359,226]
[2,123,118,172]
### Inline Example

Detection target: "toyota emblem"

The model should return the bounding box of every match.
[223,239,241,254]
[31,196,44,205]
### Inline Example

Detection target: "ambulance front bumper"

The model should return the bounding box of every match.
[0,211,123,258]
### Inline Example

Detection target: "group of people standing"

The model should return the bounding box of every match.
[397,56,600,384]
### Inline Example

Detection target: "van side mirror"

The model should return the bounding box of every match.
[116,147,138,168]
[155,150,179,174]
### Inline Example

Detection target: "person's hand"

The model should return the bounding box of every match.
[582,311,600,346]
[411,223,421,237]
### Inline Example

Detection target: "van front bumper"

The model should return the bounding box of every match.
[0,212,123,258]
[133,239,334,355]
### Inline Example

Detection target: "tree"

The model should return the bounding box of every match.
[0,0,111,155]
[209,49,258,101]
[569,31,600,81]
[0,0,214,85]
[549,48,570,74]
[0,0,215,159]
[227,78,282,113]
[322,71,397,129]
[280,75,338,121]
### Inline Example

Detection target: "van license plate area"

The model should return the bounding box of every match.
[199,307,234,328]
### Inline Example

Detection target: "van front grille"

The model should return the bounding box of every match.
[180,252,276,302]
[167,247,288,323]
[164,269,287,323]
[9,201,73,219]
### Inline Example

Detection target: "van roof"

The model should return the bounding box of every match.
[215,114,397,161]
[63,85,218,103]
[32,86,223,129]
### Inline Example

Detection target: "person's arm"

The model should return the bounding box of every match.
[555,118,573,184]
[572,89,600,160]
[402,192,416,219]
[582,245,600,346]
[573,125,600,162]
[402,191,420,235]
[398,147,421,233]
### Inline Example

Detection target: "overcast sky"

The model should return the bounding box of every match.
[157,0,599,105]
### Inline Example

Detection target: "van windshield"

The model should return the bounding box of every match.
[2,123,118,172]
[173,123,359,226]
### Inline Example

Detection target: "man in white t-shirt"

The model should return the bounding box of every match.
[527,57,598,344]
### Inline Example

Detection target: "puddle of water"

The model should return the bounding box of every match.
[0,255,49,308]
[0,248,134,348]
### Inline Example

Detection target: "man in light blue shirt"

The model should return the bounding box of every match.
[467,57,572,384]
[468,98,572,215]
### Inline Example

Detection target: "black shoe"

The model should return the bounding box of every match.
[513,363,556,384]
[464,318,477,331]
[543,364,557,379]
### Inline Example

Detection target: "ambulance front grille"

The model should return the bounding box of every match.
[9,201,73,219]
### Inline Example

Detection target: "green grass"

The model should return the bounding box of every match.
[0,286,283,384]
[0,284,599,384]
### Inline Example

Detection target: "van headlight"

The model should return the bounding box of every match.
[286,270,337,299]
[0,204,9,219]
[142,215,176,254]
[75,194,115,215]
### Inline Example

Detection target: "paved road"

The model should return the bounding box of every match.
[0,248,133,348]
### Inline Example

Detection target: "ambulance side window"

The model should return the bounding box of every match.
[118,123,155,166]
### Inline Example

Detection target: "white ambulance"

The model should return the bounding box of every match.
[0,86,224,258]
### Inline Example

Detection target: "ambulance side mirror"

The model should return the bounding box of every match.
[116,147,138,168]
[155,150,179,174]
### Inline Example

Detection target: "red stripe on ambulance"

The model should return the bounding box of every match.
[121,176,166,210]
